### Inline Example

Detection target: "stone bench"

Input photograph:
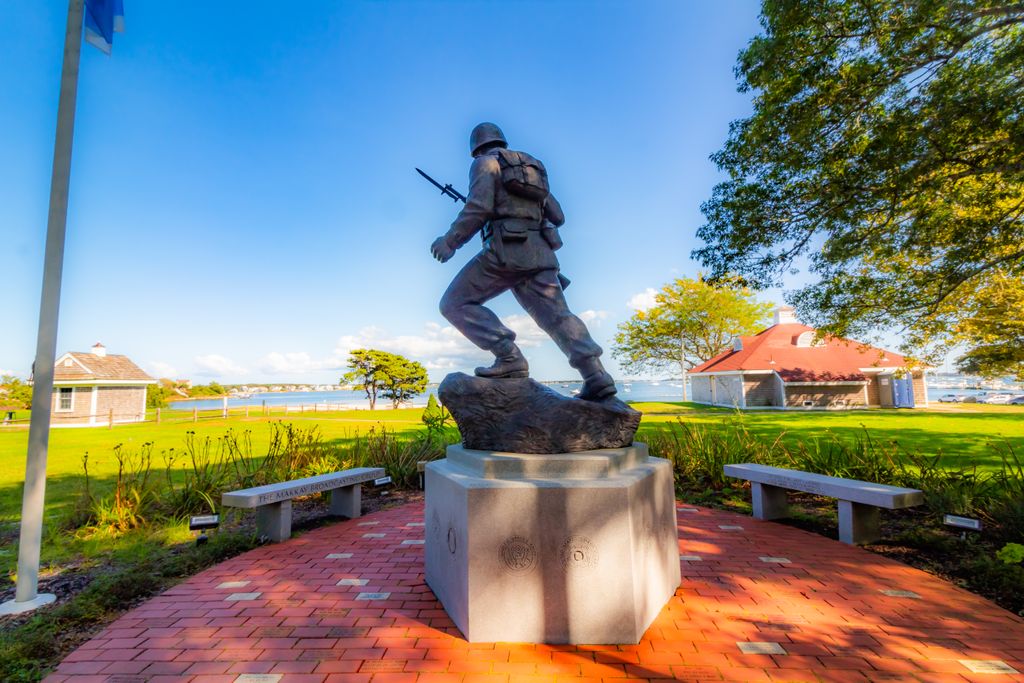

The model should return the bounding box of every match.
[723,463,924,544]
[222,467,384,542]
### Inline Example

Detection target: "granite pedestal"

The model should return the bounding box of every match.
[424,443,680,644]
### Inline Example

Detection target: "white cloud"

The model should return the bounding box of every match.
[500,315,548,347]
[332,323,490,372]
[146,360,178,379]
[250,312,606,381]
[257,351,346,375]
[329,315,577,372]
[627,288,659,311]
[194,354,248,378]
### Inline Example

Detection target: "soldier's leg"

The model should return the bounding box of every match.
[440,252,529,377]
[512,270,616,400]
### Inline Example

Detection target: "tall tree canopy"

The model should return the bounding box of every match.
[696,0,1024,375]
[342,349,428,410]
[378,356,429,410]
[0,375,32,410]
[611,276,771,399]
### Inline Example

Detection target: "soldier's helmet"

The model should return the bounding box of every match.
[470,122,507,156]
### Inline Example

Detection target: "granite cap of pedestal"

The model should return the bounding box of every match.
[444,443,649,481]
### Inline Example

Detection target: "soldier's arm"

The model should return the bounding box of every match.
[443,156,498,249]
[543,193,565,228]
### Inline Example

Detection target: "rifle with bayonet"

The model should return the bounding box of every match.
[416,168,466,203]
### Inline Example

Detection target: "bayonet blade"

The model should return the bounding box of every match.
[416,167,445,192]
[416,167,466,203]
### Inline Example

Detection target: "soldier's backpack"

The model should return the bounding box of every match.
[495,149,550,202]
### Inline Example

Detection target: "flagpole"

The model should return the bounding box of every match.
[1,0,84,615]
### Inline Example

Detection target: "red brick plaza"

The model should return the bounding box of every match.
[45,502,1024,683]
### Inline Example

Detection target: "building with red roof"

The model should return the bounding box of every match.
[688,307,928,409]
[48,343,156,426]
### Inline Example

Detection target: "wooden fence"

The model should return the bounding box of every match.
[0,400,419,429]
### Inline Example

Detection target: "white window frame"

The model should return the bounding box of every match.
[56,387,74,412]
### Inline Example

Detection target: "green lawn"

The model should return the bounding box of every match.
[2,402,1021,526]
[634,402,1024,469]
[0,407,426,523]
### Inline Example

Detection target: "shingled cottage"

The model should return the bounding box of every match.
[49,343,156,426]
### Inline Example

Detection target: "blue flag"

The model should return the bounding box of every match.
[84,0,124,54]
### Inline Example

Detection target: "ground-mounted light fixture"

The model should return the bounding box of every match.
[944,514,982,540]
[189,514,220,546]
[372,475,393,496]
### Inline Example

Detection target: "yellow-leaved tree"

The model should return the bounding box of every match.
[611,276,771,400]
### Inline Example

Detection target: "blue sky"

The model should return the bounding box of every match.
[1,1,779,384]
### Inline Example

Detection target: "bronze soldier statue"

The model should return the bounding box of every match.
[430,122,616,401]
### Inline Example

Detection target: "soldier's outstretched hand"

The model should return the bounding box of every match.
[431,236,455,263]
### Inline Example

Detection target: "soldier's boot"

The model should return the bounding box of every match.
[475,342,529,379]
[576,357,616,401]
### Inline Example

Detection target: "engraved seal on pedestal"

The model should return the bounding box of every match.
[447,526,457,554]
[430,509,441,538]
[559,535,598,570]
[499,536,538,574]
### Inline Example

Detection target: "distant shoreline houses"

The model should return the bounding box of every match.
[48,343,156,427]
[688,307,928,410]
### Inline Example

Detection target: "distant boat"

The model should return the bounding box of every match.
[571,389,580,395]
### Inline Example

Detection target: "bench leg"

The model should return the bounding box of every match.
[256,500,292,542]
[751,482,789,520]
[838,500,879,545]
[330,484,361,519]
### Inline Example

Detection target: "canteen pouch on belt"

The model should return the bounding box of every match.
[494,219,534,242]
[496,149,550,202]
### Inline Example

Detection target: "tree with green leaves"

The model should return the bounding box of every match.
[611,276,771,399]
[379,356,428,409]
[0,375,32,410]
[342,349,428,410]
[949,272,1024,379]
[421,393,452,435]
[188,382,227,397]
[146,381,174,410]
[696,0,1024,374]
